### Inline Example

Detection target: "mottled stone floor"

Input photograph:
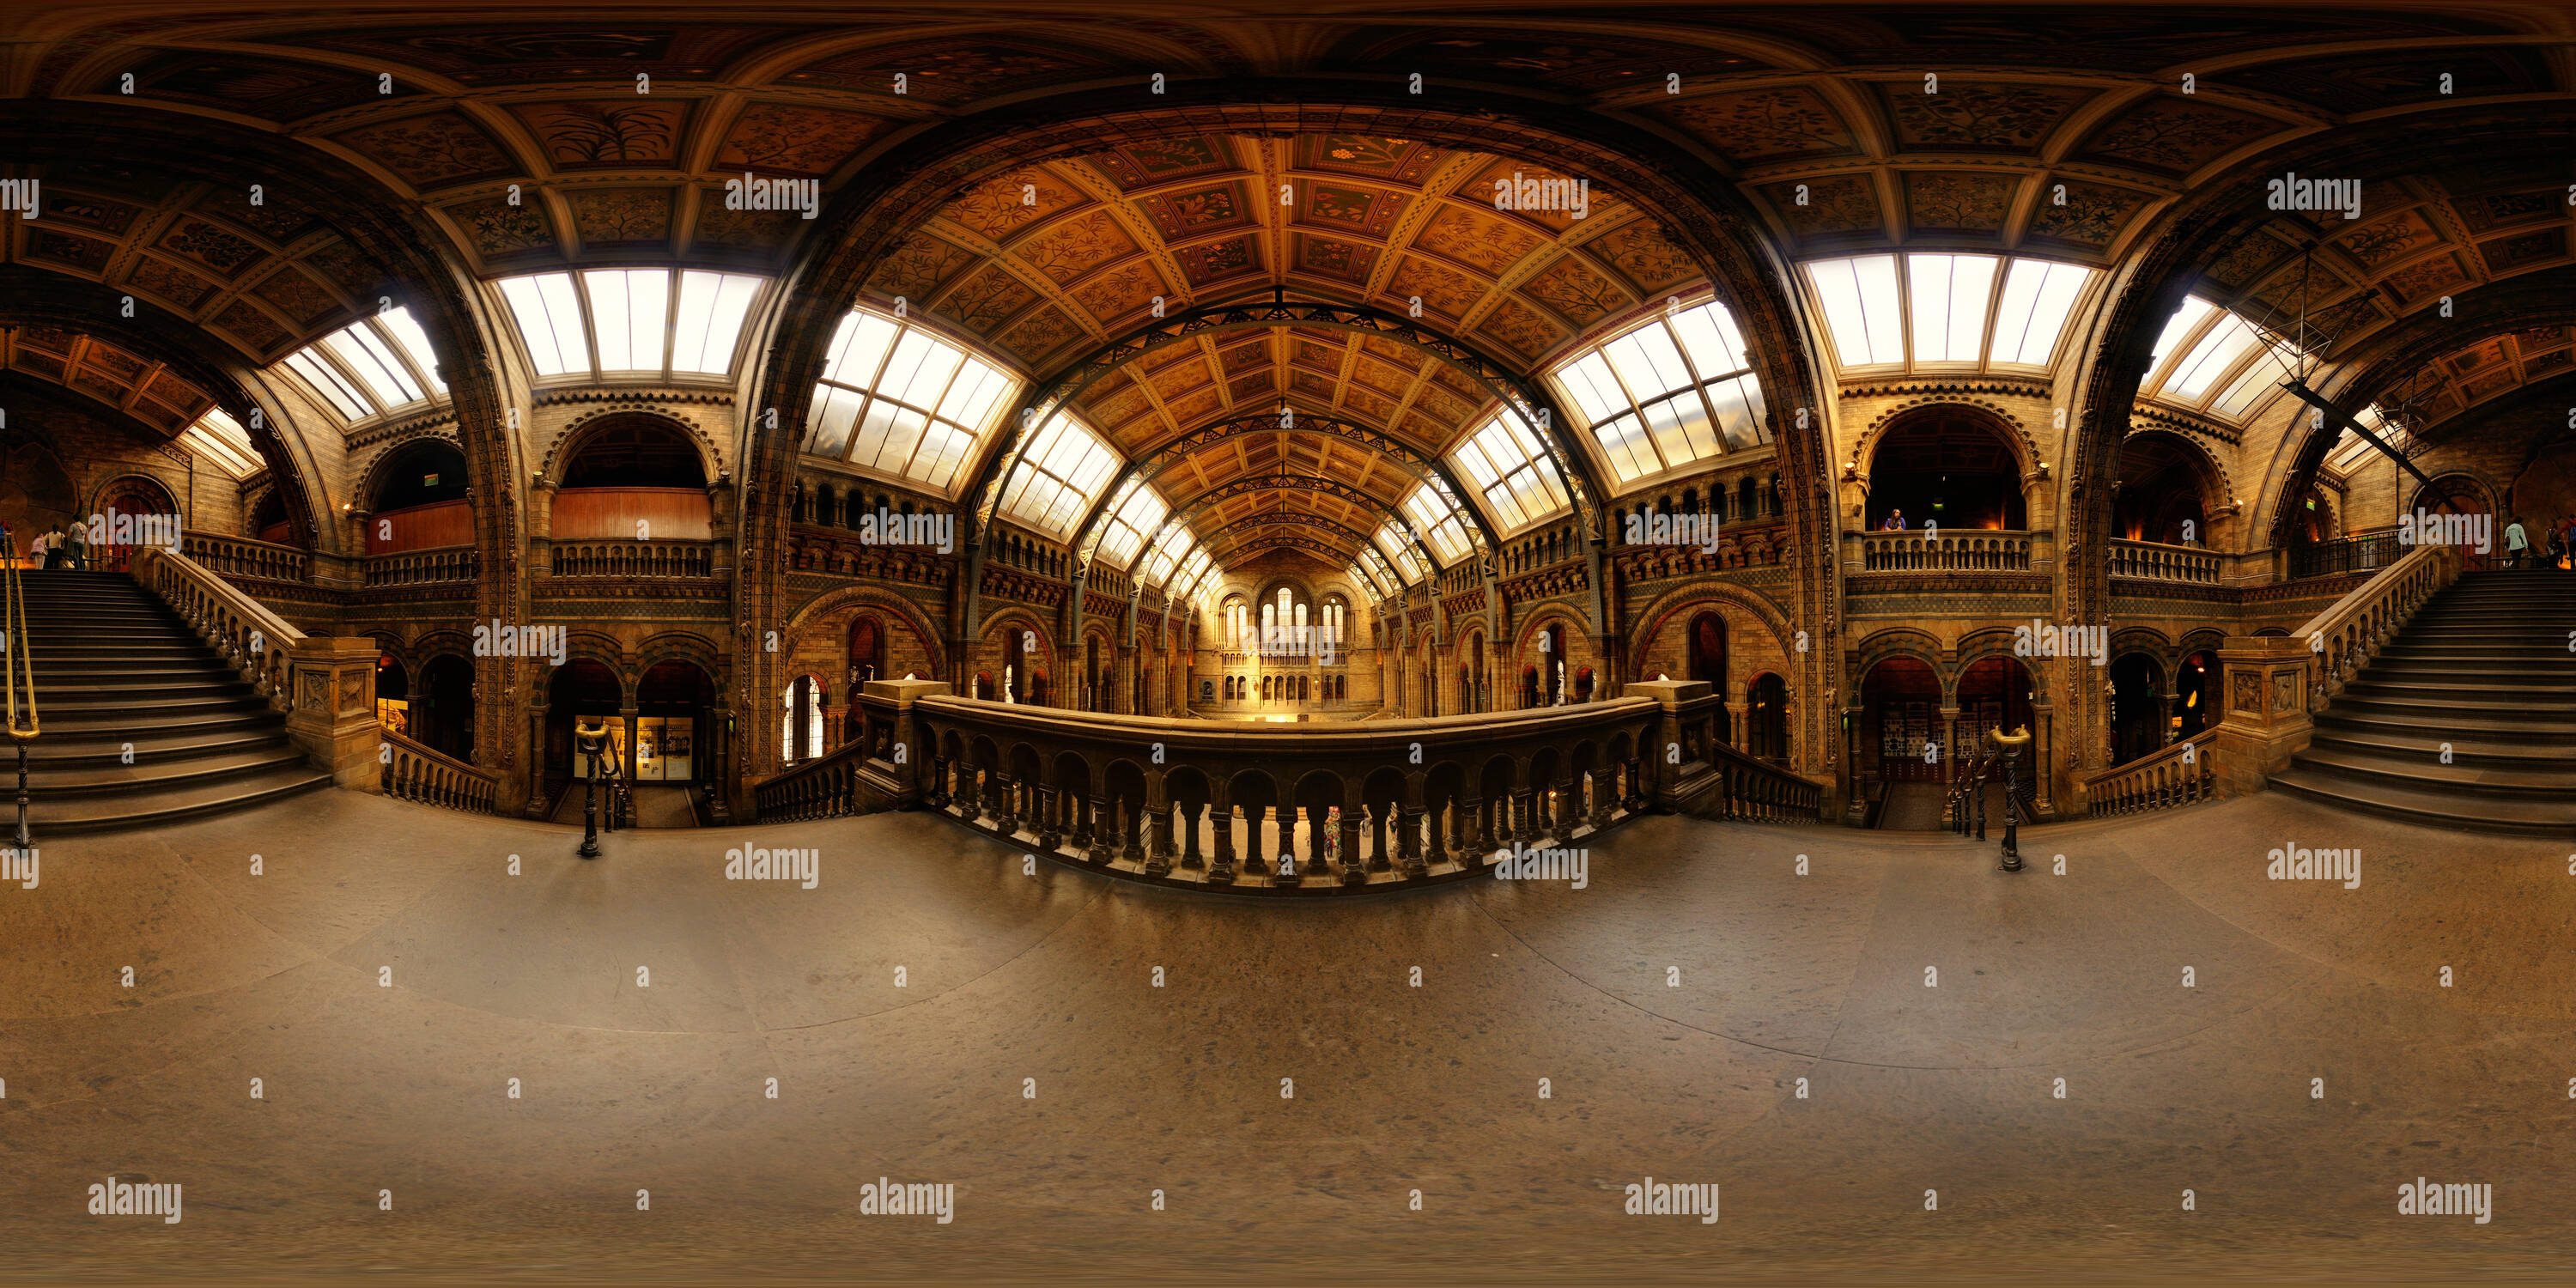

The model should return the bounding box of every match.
[1,789,2569,1283]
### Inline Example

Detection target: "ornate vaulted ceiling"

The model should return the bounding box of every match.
[9,4,2576,573]
[0,325,216,436]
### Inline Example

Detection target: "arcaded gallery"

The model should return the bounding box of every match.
[4,3,2573,1282]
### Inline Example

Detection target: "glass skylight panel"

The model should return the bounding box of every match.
[2212,346,2293,418]
[1907,253,1999,362]
[182,408,259,477]
[1143,525,1194,586]
[1094,476,1167,567]
[585,269,669,372]
[823,311,901,384]
[2148,296,2218,370]
[1545,298,1770,485]
[672,271,761,374]
[1807,255,1905,367]
[499,273,586,376]
[376,307,447,395]
[1401,483,1472,564]
[2166,313,2263,401]
[1987,258,2094,367]
[1452,411,1569,532]
[283,349,369,420]
[1669,302,1753,374]
[808,305,1023,490]
[999,412,1119,538]
[323,326,422,408]
[1554,353,1629,425]
[1375,522,1425,583]
[1602,327,1693,398]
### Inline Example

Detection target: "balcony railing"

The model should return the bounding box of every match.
[364,544,477,587]
[183,531,310,583]
[1859,529,2032,573]
[551,539,713,579]
[901,694,1662,894]
[2288,526,2403,580]
[381,726,499,814]
[2108,538,2223,584]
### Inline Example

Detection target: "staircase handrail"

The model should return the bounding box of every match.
[2287,541,2460,706]
[132,544,307,709]
[380,726,499,814]
[2075,728,2220,817]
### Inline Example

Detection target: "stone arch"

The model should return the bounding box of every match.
[1850,628,1947,698]
[1626,580,1800,684]
[1848,396,2045,492]
[780,584,948,679]
[539,403,729,487]
[352,425,471,515]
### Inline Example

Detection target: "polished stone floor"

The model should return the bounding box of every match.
[2,788,2570,1283]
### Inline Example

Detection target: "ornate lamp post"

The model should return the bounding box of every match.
[1987,726,2032,871]
[575,719,606,859]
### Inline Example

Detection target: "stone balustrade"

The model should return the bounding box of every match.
[550,539,713,579]
[364,544,477,586]
[183,531,310,583]
[381,726,499,813]
[2109,538,2223,585]
[1858,529,2033,573]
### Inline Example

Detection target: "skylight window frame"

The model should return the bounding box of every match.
[1544,295,1773,491]
[1449,409,1572,537]
[1801,252,2102,380]
[495,269,769,386]
[996,410,1121,541]
[2141,295,2306,423]
[803,305,1024,496]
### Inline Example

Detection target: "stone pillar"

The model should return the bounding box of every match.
[993,771,1020,833]
[1338,790,1366,886]
[1145,770,1172,877]
[1086,793,1112,864]
[1725,701,1749,754]
[1938,705,1961,785]
[1119,796,1144,866]
[620,706,640,784]
[1181,801,1205,869]
[1209,781,1236,883]
[2157,686,2180,748]
[1367,802,1389,870]
[2031,701,2056,818]
[1034,782,1061,851]
[1242,802,1267,878]
[1399,773,1427,879]
[1302,802,1330,878]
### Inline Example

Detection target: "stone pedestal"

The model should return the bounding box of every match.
[287,636,384,791]
[2211,635,2315,797]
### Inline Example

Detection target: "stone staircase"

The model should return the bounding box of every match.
[2272,570,2576,835]
[9,569,330,834]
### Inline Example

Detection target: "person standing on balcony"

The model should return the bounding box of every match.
[2502,516,2529,570]
[1882,509,1908,532]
